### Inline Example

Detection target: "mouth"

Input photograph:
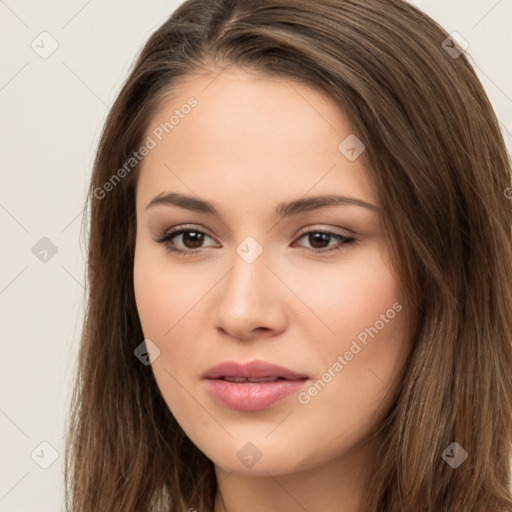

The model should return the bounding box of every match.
[202,360,309,411]
[218,376,304,383]
[202,360,309,381]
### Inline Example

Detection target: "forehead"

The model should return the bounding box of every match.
[136,68,376,210]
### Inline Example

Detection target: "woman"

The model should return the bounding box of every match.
[65,0,512,510]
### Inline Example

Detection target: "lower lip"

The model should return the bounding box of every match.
[204,378,308,411]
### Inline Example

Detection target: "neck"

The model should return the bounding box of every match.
[213,438,374,512]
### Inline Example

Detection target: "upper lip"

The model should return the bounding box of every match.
[202,360,309,380]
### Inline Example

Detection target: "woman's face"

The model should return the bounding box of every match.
[133,68,411,476]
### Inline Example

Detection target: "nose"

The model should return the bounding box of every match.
[213,246,288,341]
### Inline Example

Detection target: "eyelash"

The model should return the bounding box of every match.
[154,225,357,257]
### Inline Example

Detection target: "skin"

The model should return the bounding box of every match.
[133,67,412,512]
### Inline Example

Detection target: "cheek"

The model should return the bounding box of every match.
[291,264,407,455]
[288,246,403,345]
[133,253,164,340]
[133,242,200,340]
[290,248,408,404]
[133,248,201,408]
[336,260,407,380]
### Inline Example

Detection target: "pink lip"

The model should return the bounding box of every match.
[202,360,309,411]
[202,360,309,380]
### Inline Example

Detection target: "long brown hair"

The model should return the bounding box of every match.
[64,0,512,510]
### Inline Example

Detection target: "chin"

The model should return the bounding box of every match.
[202,439,323,477]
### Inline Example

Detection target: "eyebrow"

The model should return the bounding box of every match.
[145,192,378,218]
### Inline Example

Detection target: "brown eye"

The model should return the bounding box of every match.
[307,232,331,249]
[294,230,356,253]
[155,227,217,256]
[180,231,205,249]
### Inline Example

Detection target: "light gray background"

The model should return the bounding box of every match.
[1,1,511,510]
